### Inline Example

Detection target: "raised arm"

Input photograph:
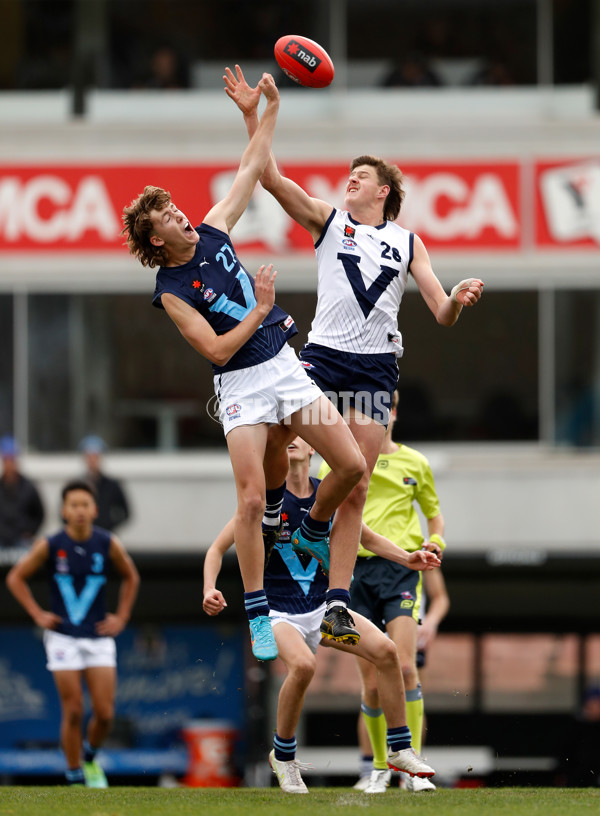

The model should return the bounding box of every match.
[410,234,484,327]
[95,536,140,637]
[203,518,236,616]
[224,64,332,242]
[161,263,276,367]
[5,538,62,630]
[204,73,280,235]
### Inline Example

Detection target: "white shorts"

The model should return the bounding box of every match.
[214,343,323,437]
[270,602,327,654]
[43,630,116,672]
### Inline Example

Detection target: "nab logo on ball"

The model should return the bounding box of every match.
[284,39,321,73]
[274,35,335,88]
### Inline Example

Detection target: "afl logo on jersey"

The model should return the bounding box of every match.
[203,287,216,302]
[342,238,357,249]
[226,403,241,418]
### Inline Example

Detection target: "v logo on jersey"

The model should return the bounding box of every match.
[278,546,319,597]
[337,252,399,318]
[54,574,106,626]
[208,269,258,323]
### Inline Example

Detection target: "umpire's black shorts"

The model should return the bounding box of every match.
[350,556,422,631]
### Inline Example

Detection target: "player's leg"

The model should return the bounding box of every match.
[285,397,366,643]
[386,613,435,791]
[227,423,278,661]
[356,656,388,766]
[82,662,115,788]
[268,621,316,793]
[52,669,86,785]
[386,615,422,751]
[325,612,435,780]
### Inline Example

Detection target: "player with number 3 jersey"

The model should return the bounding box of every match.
[6,479,140,788]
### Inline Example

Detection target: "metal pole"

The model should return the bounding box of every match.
[539,288,556,444]
[537,0,554,86]
[13,293,29,449]
[329,0,348,91]
[593,0,600,110]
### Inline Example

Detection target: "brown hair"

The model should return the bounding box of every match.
[350,155,405,221]
[122,185,172,268]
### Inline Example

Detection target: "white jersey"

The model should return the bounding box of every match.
[308,208,413,355]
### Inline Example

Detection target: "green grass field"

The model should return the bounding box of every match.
[1,787,599,816]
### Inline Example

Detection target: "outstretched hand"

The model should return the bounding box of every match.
[258,71,279,105]
[406,550,441,571]
[224,64,261,116]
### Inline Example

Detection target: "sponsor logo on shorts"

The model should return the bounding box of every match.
[401,591,413,599]
[401,599,414,609]
[377,460,389,469]
[203,287,216,302]
[300,361,315,370]
[342,238,357,249]
[226,403,242,419]
[403,477,417,485]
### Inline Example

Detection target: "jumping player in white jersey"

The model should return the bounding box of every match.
[122,73,365,662]
[225,65,483,644]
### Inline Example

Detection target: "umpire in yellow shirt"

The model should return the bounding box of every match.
[320,388,445,793]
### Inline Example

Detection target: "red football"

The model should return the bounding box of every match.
[274,35,335,88]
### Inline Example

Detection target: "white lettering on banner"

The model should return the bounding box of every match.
[402,172,518,240]
[0,175,119,243]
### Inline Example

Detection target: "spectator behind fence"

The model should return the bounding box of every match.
[79,436,130,533]
[0,435,45,550]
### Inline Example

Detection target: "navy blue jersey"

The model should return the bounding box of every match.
[47,527,111,638]
[152,223,297,374]
[264,477,329,614]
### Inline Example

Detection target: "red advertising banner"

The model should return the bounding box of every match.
[0,161,522,253]
[535,158,600,248]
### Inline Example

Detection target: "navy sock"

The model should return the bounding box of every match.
[299,513,330,542]
[83,740,96,763]
[326,588,350,611]
[263,483,286,527]
[274,733,297,762]
[244,589,270,620]
[65,767,85,785]
[387,725,412,753]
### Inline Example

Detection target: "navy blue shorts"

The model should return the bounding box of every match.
[299,343,398,426]
[350,556,422,630]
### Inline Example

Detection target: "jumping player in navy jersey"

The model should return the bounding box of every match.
[203,437,440,793]
[225,65,483,646]
[6,479,139,788]
[122,72,365,662]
